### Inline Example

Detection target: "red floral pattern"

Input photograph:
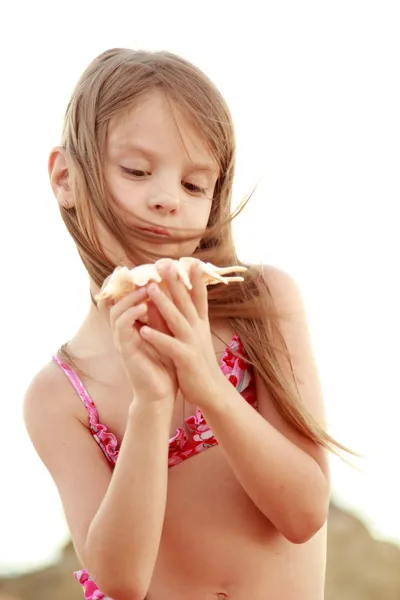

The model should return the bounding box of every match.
[52,333,257,600]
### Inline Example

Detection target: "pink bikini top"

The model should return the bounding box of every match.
[52,334,258,599]
[52,334,258,469]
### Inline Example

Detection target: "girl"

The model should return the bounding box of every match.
[24,48,339,600]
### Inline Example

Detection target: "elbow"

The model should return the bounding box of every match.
[87,570,148,600]
[284,513,326,544]
[282,495,329,545]
[83,575,146,600]
[82,546,148,600]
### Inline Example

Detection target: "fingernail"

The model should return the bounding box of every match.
[137,287,148,297]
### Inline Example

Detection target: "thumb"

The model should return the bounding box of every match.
[146,301,172,336]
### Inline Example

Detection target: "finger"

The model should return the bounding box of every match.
[109,287,148,328]
[140,335,176,372]
[146,301,171,334]
[97,285,146,315]
[140,325,184,361]
[114,303,148,343]
[190,261,209,320]
[147,283,191,339]
[161,263,198,324]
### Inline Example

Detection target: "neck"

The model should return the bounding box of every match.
[68,279,118,360]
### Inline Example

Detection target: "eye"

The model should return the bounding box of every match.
[121,167,150,178]
[183,181,207,195]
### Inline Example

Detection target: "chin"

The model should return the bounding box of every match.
[142,241,197,260]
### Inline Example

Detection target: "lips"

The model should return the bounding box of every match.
[140,226,170,237]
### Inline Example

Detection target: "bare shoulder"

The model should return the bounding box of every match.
[257,264,314,351]
[254,264,330,476]
[23,358,86,434]
[23,359,113,563]
[256,263,320,398]
[258,264,306,317]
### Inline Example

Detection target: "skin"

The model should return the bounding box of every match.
[25,90,329,600]
[49,90,220,365]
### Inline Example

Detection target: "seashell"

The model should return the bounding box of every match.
[95,257,247,302]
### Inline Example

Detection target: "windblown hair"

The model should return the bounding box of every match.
[57,48,350,456]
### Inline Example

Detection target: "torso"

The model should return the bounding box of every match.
[62,317,327,600]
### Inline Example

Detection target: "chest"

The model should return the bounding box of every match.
[81,319,237,443]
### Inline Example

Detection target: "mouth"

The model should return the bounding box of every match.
[139,226,171,237]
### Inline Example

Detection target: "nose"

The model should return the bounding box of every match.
[147,181,180,214]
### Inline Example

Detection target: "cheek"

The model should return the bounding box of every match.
[181,203,211,241]
[183,200,212,226]
[108,178,133,208]
[200,204,213,236]
[104,166,140,210]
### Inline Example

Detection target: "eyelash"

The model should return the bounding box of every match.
[121,167,207,195]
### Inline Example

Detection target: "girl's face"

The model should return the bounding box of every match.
[103,90,219,261]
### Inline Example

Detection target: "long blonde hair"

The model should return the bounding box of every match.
[57,48,350,456]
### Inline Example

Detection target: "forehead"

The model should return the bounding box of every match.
[107,91,218,173]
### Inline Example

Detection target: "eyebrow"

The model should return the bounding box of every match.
[110,142,218,174]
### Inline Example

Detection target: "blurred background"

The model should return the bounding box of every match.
[0,1,399,598]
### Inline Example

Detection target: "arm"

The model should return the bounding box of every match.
[201,379,329,544]
[85,398,172,598]
[24,362,173,600]
[201,266,330,544]
[132,262,330,544]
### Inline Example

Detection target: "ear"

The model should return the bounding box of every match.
[48,147,74,209]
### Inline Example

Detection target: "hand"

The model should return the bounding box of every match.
[138,261,226,409]
[97,284,178,404]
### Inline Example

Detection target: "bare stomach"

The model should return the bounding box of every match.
[146,446,327,600]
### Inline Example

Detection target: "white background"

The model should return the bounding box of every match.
[0,0,399,575]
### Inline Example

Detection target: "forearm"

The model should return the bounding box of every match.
[84,398,173,598]
[201,378,329,544]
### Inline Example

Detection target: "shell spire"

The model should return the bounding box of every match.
[96,257,247,302]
